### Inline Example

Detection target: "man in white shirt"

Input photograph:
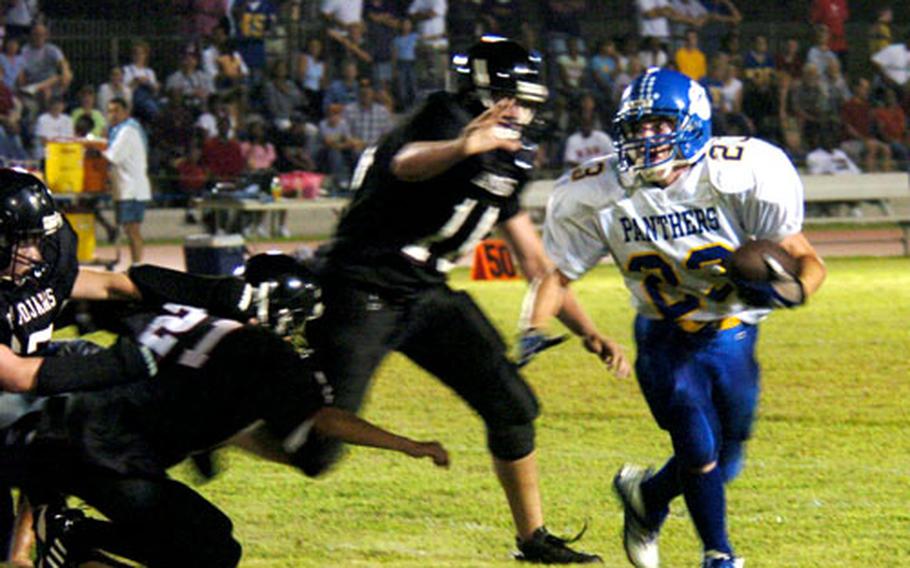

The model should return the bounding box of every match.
[99,98,151,264]
[637,0,679,43]
[33,96,73,159]
[409,0,448,88]
[321,0,364,30]
[563,116,614,168]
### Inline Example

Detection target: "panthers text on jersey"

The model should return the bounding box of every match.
[320,91,530,295]
[543,137,804,325]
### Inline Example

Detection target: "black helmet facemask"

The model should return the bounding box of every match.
[0,169,65,289]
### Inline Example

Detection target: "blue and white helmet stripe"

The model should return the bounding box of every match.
[613,67,712,177]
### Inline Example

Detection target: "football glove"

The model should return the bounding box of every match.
[731,253,805,308]
[516,329,568,368]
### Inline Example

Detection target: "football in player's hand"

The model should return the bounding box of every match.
[726,239,799,282]
[726,239,805,308]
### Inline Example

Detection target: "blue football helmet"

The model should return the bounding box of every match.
[613,67,712,182]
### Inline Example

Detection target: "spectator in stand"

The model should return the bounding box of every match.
[675,28,707,81]
[840,77,892,172]
[124,41,161,121]
[743,34,774,86]
[18,23,72,109]
[741,33,776,137]
[264,59,306,131]
[202,112,245,181]
[480,0,527,40]
[0,64,27,160]
[448,0,482,54]
[188,0,227,40]
[872,89,909,170]
[203,23,249,95]
[70,85,106,138]
[318,102,356,194]
[701,53,727,129]
[151,90,196,166]
[321,0,364,30]
[407,0,448,89]
[792,63,833,155]
[165,49,214,106]
[100,97,151,264]
[718,29,742,69]
[392,17,419,111]
[542,0,585,57]
[232,0,277,79]
[241,119,280,237]
[98,66,132,114]
[669,0,707,49]
[556,37,587,101]
[868,7,892,58]
[327,21,373,78]
[612,56,643,109]
[321,0,364,73]
[810,0,848,65]
[33,96,72,159]
[275,111,317,173]
[806,125,861,216]
[563,114,613,168]
[323,60,360,116]
[576,91,604,131]
[0,38,24,91]
[196,94,229,138]
[295,37,327,121]
[363,0,400,92]
[776,36,803,82]
[589,38,619,119]
[720,61,754,136]
[172,135,208,221]
[636,0,679,47]
[343,79,394,153]
[699,0,741,56]
[638,36,669,69]
[824,58,851,112]
[807,24,838,79]
[4,0,38,41]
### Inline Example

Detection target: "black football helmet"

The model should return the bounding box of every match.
[452,36,548,113]
[0,169,65,287]
[243,252,322,337]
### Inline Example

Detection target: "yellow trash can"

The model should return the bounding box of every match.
[66,212,96,262]
[45,141,85,193]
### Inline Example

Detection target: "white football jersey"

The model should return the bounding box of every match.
[543,137,804,324]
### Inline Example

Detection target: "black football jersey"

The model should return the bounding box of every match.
[40,305,331,476]
[0,220,79,354]
[321,91,531,295]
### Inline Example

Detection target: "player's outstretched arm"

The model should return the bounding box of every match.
[71,267,141,300]
[313,407,450,468]
[391,98,523,182]
[518,266,630,377]
[0,344,41,392]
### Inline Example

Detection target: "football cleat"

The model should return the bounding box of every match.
[613,464,661,568]
[702,550,744,568]
[515,526,602,564]
[34,503,87,568]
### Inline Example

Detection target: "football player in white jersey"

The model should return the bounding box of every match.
[519,68,826,568]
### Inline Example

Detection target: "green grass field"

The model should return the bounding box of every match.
[165,256,910,567]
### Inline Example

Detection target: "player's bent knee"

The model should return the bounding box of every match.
[486,422,536,461]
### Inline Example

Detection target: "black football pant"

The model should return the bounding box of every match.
[304,281,540,475]
[59,474,241,568]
